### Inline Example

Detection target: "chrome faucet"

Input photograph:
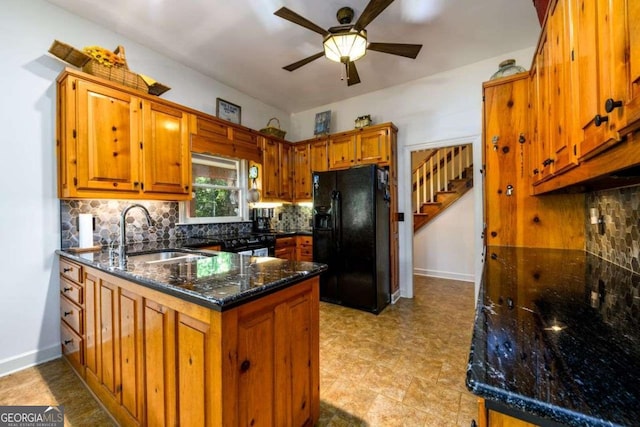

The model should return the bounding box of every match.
[119,204,154,259]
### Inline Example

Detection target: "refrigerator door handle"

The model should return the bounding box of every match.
[332,190,341,253]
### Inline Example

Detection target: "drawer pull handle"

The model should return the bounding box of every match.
[605,98,623,113]
[63,339,73,345]
[63,287,72,292]
[63,267,72,273]
[63,311,72,317]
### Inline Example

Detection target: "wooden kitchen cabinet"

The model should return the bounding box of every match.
[190,113,262,163]
[59,258,84,375]
[483,73,584,249]
[260,137,293,202]
[328,124,392,170]
[56,69,191,201]
[278,142,293,200]
[571,0,628,160]
[275,236,296,260]
[293,143,312,201]
[296,235,313,261]
[60,256,320,427]
[309,138,329,172]
[84,271,145,426]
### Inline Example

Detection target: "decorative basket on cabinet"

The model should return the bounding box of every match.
[48,39,170,96]
[260,118,286,139]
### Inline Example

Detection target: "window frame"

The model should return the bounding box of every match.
[179,154,248,224]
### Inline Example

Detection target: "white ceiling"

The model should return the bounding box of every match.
[45,0,541,113]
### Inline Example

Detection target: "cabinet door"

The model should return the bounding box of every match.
[293,144,311,200]
[328,133,356,169]
[573,0,627,159]
[357,128,390,165]
[278,142,293,200]
[547,0,578,174]
[627,1,640,128]
[75,80,140,192]
[177,314,210,427]
[142,102,191,195]
[144,301,177,427]
[261,138,279,199]
[309,139,329,172]
[534,34,553,181]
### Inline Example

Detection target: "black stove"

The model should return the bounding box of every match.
[219,232,276,255]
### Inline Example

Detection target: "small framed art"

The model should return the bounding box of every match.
[314,110,331,135]
[216,98,241,124]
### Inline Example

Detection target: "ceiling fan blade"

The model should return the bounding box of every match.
[283,52,325,72]
[274,7,329,37]
[346,62,361,86]
[367,42,423,59]
[354,0,395,31]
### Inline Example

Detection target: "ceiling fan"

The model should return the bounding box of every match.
[274,0,423,86]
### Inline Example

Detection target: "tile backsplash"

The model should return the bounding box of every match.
[586,185,640,274]
[60,200,310,249]
[60,200,251,249]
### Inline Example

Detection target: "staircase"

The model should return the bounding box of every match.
[413,144,473,232]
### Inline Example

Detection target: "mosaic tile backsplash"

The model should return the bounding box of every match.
[60,200,310,249]
[586,185,640,274]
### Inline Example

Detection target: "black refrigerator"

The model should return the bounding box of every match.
[312,165,390,314]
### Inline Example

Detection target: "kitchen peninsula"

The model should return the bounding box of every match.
[57,244,326,426]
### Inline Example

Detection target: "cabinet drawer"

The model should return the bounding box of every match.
[60,296,83,335]
[60,277,83,305]
[276,237,295,248]
[61,321,84,368]
[60,259,83,284]
[297,236,312,246]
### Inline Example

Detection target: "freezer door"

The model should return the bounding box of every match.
[335,166,379,311]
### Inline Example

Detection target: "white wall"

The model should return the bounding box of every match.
[0,0,289,376]
[290,46,535,300]
[413,190,475,282]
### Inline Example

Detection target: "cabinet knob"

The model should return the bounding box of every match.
[594,114,609,127]
[605,98,623,113]
[63,267,72,273]
[542,158,554,167]
[240,359,251,373]
[133,182,139,187]
[63,311,72,317]
[63,287,72,292]
[64,339,73,345]
[533,168,539,175]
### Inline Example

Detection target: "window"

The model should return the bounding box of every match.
[180,154,247,224]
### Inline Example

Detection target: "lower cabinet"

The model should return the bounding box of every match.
[477,398,540,427]
[296,236,313,262]
[275,236,296,260]
[61,257,320,427]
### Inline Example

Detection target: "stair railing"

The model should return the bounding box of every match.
[412,144,473,213]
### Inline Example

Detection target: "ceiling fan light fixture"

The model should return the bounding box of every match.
[323,30,367,63]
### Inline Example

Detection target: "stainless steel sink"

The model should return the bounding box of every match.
[126,250,215,264]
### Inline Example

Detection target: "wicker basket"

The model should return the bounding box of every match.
[82,46,147,92]
[48,40,170,96]
[260,118,286,139]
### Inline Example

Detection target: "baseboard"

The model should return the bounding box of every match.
[0,345,61,377]
[414,268,474,283]
[391,289,401,304]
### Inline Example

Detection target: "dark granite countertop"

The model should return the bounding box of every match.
[467,246,640,426]
[273,229,313,236]
[56,240,327,312]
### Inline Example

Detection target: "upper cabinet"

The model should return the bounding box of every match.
[190,114,262,163]
[328,124,393,170]
[571,0,628,159]
[527,0,640,194]
[57,69,191,200]
[293,143,311,201]
[259,136,292,202]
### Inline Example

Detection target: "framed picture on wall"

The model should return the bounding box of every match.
[216,98,242,124]
[314,110,331,135]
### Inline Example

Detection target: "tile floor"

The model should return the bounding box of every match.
[0,276,477,426]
